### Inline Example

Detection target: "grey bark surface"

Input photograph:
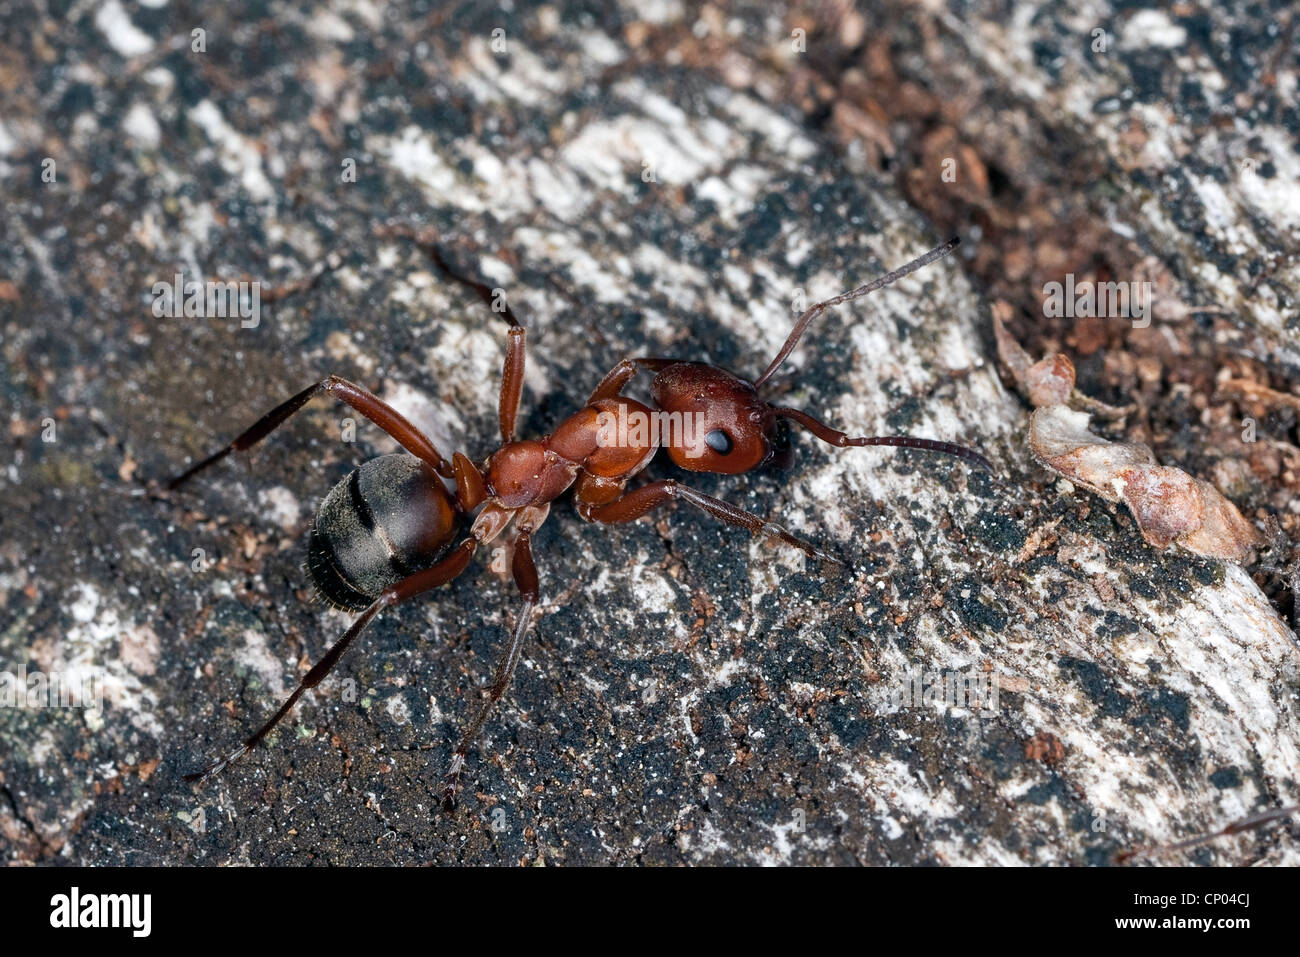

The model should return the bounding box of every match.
[1,1,1297,865]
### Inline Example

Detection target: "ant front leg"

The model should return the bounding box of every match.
[377,222,529,446]
[169,375,453,488]
[498,323,526,444]
[577,478,842,564]
[443,504,548,810]
[587,357,679,403]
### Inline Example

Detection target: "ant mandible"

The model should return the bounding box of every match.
[171,234,991,808]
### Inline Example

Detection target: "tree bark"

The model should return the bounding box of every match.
[0,1,1295,865]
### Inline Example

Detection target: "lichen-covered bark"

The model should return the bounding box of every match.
[1,0,1296,865]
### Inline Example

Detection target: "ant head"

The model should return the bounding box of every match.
[650,362,777,474]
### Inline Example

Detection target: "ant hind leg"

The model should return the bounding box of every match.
[184,538,478,784]
[168,375,453,489]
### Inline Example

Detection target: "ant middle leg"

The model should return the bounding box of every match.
[579,479,842,564]
[168,374,453,489]
[452,451,487,511]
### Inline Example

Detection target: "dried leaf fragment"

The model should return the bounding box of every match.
[1028,406,1154,501]
[1005,329,1259,563]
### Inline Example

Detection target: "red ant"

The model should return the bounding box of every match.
[171,235,991,807]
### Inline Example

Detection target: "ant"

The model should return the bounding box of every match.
[171,234,991,808]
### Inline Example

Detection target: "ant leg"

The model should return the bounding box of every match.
[452,451,487,511]
[587,357,679,403]
[169,374,453,489]
[1117,804,1300,863]
[753,238,960,388]
[441,538,535,807]
[184,537,479,784]
[499,324,526,444]
[376,224,522,329]
[376,222,527,444]
[772,406,993,472]
[443,504,547,809]
[580,480,841,564]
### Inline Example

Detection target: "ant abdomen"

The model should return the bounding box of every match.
[307,454,460,611]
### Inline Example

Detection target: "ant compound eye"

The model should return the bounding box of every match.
[704,429,733,455]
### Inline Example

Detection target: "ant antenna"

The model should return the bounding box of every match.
[754,237,961,389]
[771,405,994,472]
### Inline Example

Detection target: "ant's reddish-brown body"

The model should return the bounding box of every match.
[172,235,990,807]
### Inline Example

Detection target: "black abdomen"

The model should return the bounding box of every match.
[307,454,459,611]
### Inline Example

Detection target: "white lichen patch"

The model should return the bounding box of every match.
[188,101,274,203]
[693,165,774,226]
[511,227,630,303]
[233,628,286,698]
[0,119,18,155]
[118,623,160,677]
[94,0,154,58]
[462,36,569,107]
[375,126,467,209]
[47,583,162,736]
[715,92,816,162]
[1119,10,1188,49]
[256,486,301,533]
[122,102,161,149]
[631,243,712,313]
